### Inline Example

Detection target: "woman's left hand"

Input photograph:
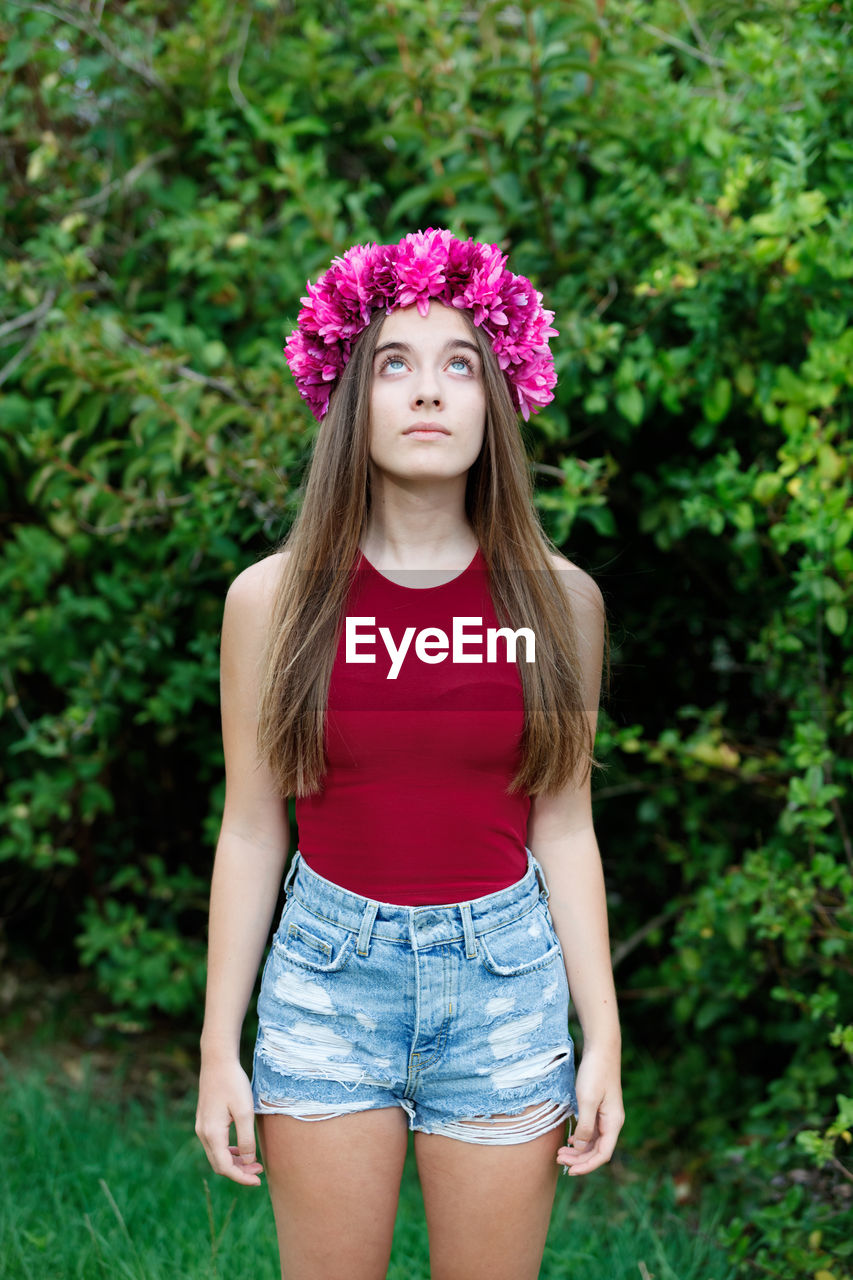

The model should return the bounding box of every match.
[555,1047,624,1176]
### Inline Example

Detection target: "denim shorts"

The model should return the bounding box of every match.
[251,847,577,1144]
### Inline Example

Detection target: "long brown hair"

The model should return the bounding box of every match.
[257,306,610,798]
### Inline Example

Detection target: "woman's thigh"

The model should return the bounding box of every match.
[414,1108,565,1280]
[257,1105,409,1280]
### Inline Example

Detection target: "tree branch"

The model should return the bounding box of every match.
[73,146,177,212]
[0,329,40,388]
[639,21,727,68]
[120,332,252,407]
[0,289,57,343]
[1,665,34,736]
[611,902,681,970]
[8,1,168,92]
[227,7,252,113]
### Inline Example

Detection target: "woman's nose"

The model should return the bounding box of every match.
[411,377,442,408]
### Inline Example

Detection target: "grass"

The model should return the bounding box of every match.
[0,1046,736,1280]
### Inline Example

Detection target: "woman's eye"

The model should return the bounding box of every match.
[379,353,475,375]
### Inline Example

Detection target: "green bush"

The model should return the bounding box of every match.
[1,2,851,1273]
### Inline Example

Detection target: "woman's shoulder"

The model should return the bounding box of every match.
[228,550,292,595]
[224,551,293,623]
[546,552,605,614]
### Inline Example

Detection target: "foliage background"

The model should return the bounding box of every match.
[1,1,851,1275]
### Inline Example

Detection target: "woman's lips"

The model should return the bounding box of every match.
[404,423,450,438]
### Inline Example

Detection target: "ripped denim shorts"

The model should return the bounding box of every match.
[251,846,577,1144]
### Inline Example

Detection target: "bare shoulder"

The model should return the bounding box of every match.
[547,552,605,615]
[218,556,293,712]
[547,554,605,706]
[225,549,292,614]
[219,553,293,663]
[228,549,292,596]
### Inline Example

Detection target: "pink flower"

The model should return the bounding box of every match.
[283,229,559,420]
[394,228,453,314]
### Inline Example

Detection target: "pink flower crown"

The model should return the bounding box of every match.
[283,228,559,422]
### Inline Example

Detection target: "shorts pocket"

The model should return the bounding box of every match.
[272,900,356,974]
[478,902,563,977]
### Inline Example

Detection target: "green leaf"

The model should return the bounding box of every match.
[825,605,847,636]
[581,505,616,536]
[702,377,732,425]
[499,103,534,147]
[615,386,644,425]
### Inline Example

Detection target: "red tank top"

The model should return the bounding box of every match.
[295,545,531,904]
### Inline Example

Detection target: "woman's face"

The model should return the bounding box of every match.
[367,301,486,486]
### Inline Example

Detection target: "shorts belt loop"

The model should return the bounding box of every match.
[529,850,550,904]
[461,902,477,959]
[356,899,379,957]
[282,850,301,895]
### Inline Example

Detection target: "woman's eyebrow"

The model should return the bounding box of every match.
[374,339,480,358]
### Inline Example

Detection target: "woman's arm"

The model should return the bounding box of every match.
[527,560,624,1176]
[195,554,291,1187]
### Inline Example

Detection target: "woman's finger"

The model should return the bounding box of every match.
[233,1109,263,1171]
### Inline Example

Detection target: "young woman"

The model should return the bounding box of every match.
[195,228,623,1280]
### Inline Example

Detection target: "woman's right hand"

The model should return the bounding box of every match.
[195,1057,265,1186]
